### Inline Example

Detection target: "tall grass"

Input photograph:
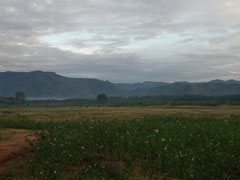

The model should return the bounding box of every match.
[6,115,236,180]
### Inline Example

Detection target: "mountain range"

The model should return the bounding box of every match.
[0,71,240,99]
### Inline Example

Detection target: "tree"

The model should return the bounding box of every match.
[15,91,25,103]
[96,93,108,103]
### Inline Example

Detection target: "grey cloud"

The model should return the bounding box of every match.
[0,0,240,82]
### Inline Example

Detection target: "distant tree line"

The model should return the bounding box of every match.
[0,91,26,105]
[1,93,240,106]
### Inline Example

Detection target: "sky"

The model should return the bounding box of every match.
[1,0,240,83]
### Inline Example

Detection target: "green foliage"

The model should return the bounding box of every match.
[4,115,237,180]
[14,94,240,106]
[96,93,108,103]
[0,97,16,105]
[2,94,240,107]
[0,114,47,130]
[15,91,25,104]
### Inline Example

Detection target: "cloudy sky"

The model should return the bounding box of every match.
[1,0,240,82]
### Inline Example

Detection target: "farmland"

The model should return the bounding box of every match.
[0,106,240,180]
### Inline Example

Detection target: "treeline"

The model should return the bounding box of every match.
[1,94,240,107]
[0,97,17,105]
[0,91,25,105]
[0,94,240,106]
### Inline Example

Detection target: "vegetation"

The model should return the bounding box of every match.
[15,91,25,103]
[96,93,108,103]
[0,113,240,180]
[2,94,240,107]
[1,105,240,122]
[0,97,16,105]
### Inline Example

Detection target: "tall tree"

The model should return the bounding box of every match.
[96,93,108,103]
[15,91,25,103]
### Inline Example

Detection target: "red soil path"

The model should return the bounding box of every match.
[0,129,35,171]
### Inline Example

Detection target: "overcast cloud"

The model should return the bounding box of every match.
[1,0,240,82]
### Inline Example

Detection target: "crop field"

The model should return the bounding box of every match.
[0,106,240,180]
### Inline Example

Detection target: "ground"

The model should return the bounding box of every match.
[1,105,240,122]
[0,105,240,179]
[0,129,34,171]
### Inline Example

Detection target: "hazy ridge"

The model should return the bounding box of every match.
[0,71,240,99]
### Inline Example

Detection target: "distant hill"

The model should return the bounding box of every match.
[128,81,240,96]
[0,71,122,99]
[0,71,240,99]
[115,81,169,91]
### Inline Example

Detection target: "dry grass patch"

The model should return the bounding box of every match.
[1,105,240,122]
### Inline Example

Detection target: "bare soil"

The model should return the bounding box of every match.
[0,129,35,171]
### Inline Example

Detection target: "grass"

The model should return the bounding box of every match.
[1,114,240,180]
[1,105,240,122]
[0,106,240,179]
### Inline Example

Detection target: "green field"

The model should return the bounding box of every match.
[0,106,240,180]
